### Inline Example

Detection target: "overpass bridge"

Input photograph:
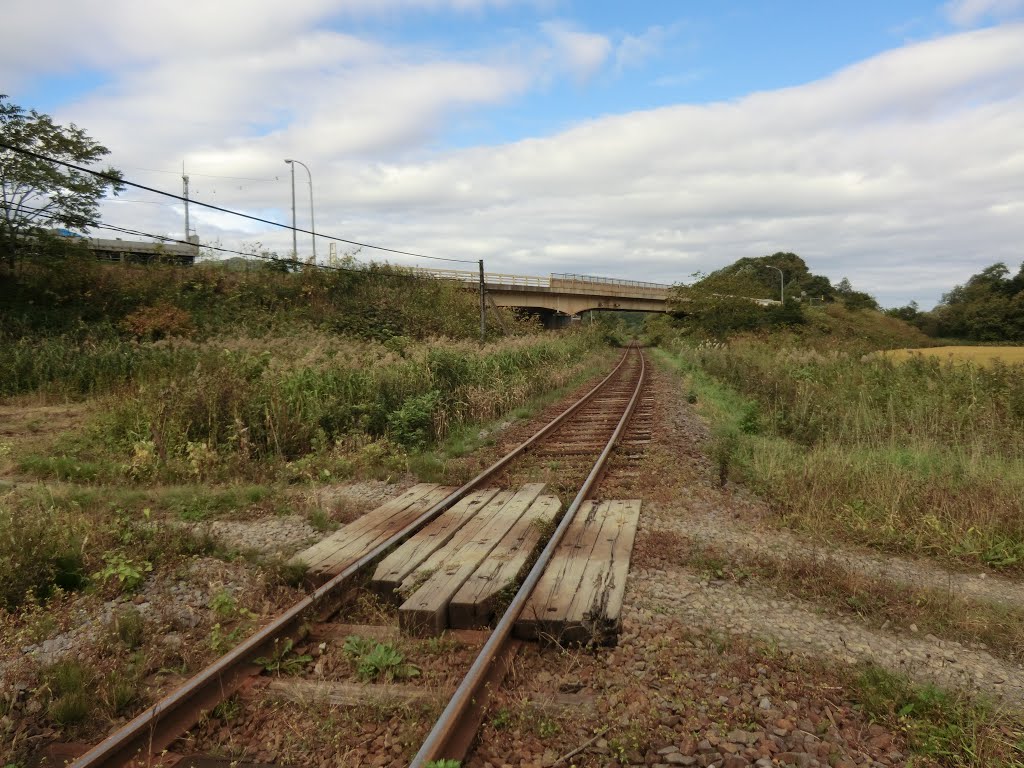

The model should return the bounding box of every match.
[411,268,672,316]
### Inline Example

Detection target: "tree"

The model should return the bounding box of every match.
[834,276,879,311]
[0,95,123,266]
[932,260,1024,341]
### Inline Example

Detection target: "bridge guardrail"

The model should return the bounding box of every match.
[406,267,671,299]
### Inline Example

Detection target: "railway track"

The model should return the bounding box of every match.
[64,343,647,768]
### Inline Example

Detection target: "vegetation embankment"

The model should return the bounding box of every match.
[0,253,526,398]
[654,327,1024,573]
[0,255,610,614]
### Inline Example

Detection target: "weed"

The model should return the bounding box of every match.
[92,552,152,592]
[535,716,560,738]
[424,762,461,768]
[490,707,514,730]
[209,589,237,618]
[48,692,91,726]
[101,675,138,717]
[343,636,420,682]
[656,341,1024,572]
[208,622,244,654]
[108,606,146,650]
[306,508,337,532]
[853,665,1023,766]
[254,638,313,675]
[211,696,242,721]
[42,659,96,726]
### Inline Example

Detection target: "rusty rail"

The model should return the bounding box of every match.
[67,347,637,768]
[409,344,646,766]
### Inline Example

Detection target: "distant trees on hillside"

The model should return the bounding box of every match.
[930,262,1024,341]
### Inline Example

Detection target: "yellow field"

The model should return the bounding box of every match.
[884,346,1024,366]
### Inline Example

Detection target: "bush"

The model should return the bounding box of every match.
[0,502,87,610]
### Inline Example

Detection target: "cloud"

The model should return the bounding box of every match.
[615,25,671,71]
[945,0,1024,25]
[308,24,1024,308]
[540,21,613,83]
[0,0,539,86]
[15,10,1022,310]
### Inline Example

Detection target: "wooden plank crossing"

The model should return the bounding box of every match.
[448,494,561,629]
[515,499,641,646]
[371,488,501,596]
[396,483,550,636]
[290,483,454,580]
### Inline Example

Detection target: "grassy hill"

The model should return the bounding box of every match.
[1,254,508,343]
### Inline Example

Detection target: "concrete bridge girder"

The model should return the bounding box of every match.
[488,289,666,316]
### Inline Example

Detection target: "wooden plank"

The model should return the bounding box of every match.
[448,494,561,629]
[290,483,436,571]
[308,623,489,646]
[561,500,641,645]
[599,499,642,641]
[260,678,594,713]
[514,501,605,642]
[370,488,501,596]
[264,678,442,707]
[399,484,546,636]
[312,484,454,578]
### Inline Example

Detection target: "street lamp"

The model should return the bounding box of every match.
[284,159,315,261]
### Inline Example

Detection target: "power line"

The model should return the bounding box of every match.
[125,165,282,183]
[1,200,470,283]
[0,141,478,265]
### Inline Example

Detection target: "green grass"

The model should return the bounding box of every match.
[404,347,616,484]
[0,485,222,611]
[852,666,1023,767]
[16,332,606,484]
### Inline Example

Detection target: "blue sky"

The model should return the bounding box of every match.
[3,0,1024,307]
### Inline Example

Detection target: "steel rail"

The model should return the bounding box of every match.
[409,344,647,767]
[67,347,635,768]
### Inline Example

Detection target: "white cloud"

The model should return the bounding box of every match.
[615,25,670,71]
[10,10,1021,310]
[540,21,613,83]
[0,0,540,86]
[945,0,1024,25]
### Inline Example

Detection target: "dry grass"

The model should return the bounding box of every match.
[882,346,1024,366]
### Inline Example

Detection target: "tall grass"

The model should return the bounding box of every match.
[0,257,529,399]
[29,332,605,482]
[658,339,1024,571]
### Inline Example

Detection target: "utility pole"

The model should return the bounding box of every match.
[288,160,297,261]
[479,259,486,344]
[182,165,190,242]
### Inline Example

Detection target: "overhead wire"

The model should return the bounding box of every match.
[0,141,479,265]
[1,199,470,283]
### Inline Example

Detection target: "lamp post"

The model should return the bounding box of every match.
[284,159,315,261]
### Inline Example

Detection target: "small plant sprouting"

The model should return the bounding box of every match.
[254,638,313,675]
[208,622,244,653]
[92,552,152,591]
[209,589,242,618]
[424,761,461,768]
[342,635,419,682]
